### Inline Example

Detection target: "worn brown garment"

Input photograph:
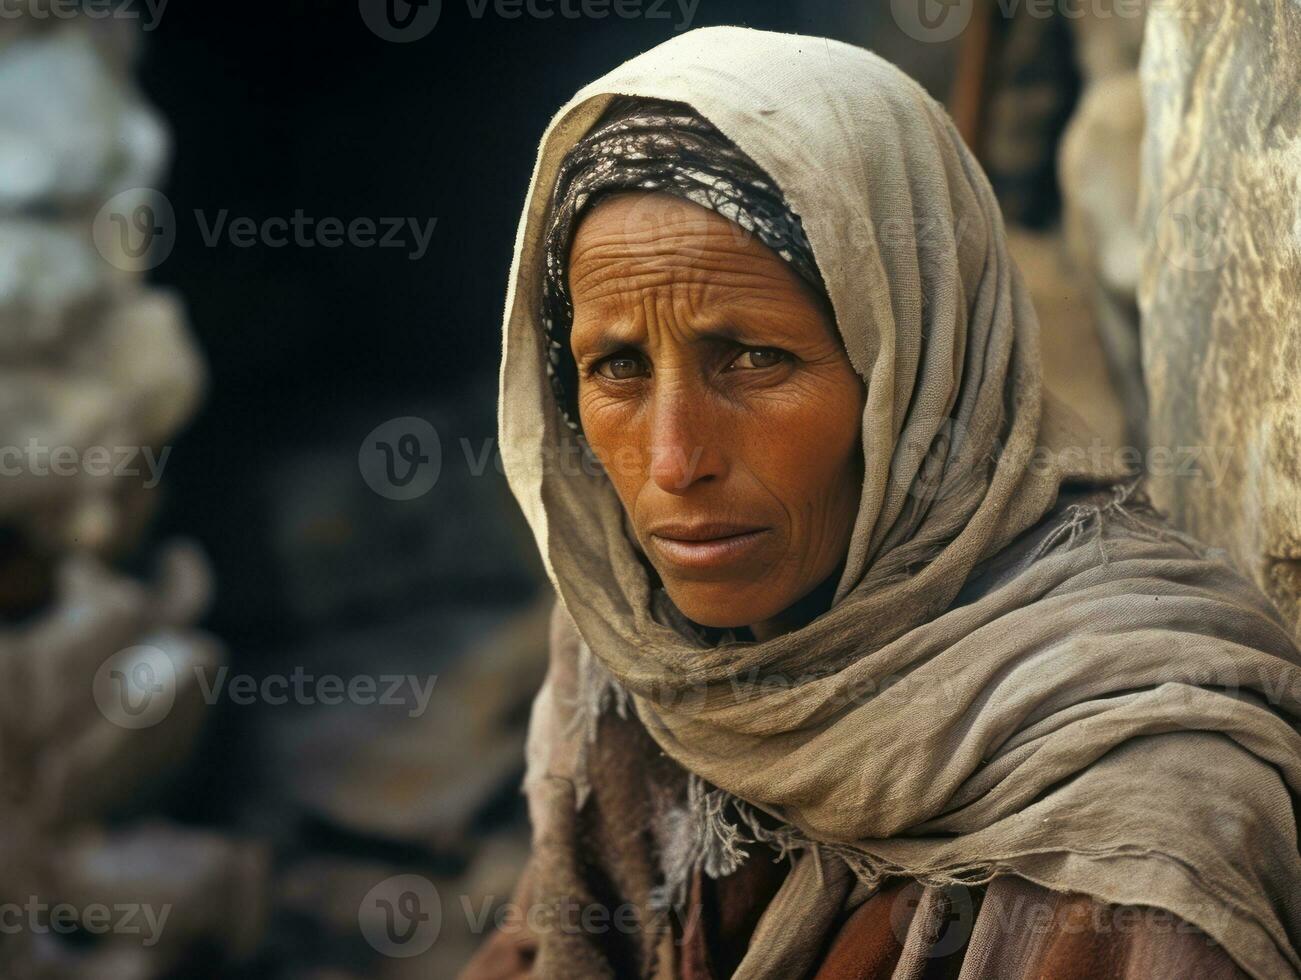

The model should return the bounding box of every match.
[680,863,1248,979]
[461,830,1249,980]
[463,856,1249,980]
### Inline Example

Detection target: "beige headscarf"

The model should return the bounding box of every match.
[499,26,1301,980]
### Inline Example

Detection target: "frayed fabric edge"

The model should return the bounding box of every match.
[1025,479,1214,567]
[559,637,630,812]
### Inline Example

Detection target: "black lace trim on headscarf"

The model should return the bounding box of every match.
[540,96,826,435]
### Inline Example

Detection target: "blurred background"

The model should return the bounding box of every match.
[0,0,1295,977]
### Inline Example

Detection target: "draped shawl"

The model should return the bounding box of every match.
[497,26,1301,980]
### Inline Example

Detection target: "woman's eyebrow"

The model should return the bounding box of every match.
[574,316,801,354]
[690,318,803,347]
[572,321,643,359]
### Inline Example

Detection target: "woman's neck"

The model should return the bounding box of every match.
[746,562,845,642]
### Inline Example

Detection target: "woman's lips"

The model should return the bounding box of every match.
[648,528,771,569]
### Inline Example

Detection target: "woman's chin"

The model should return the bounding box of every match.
[660,580,787,632]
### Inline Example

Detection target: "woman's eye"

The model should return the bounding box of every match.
[595,354,647,380]
[728,347,788,370]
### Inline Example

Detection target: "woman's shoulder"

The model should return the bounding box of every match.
[955,480,1245,609]
[813,875,1249,980]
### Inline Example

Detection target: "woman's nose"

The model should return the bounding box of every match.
[647,384,726,494]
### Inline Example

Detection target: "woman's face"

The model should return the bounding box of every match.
[568,192,866,636]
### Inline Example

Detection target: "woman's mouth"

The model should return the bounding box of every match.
[647,524,772,570]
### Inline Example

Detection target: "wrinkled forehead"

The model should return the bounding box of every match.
[567,191,809,287]
[566,192,836,332]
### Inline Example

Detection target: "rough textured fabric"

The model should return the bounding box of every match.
[461,519,1263,980]
[496,26,1301,980]
[1138,1,1301,640]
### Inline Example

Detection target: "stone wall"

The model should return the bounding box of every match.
[1139,1,1301,638]
[0,13,269,977]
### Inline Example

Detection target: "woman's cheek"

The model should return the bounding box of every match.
[579,389,639,439]
[578,400,646,490]
[741,380,854,471]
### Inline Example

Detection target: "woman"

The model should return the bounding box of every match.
[465,26,1301,979]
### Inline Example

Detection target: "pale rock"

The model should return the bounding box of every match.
[49,823,271,959]
[1139,1,1301,637]
[0,220,108,355]
[0,552,222,820]
[1059,71,1147,438]
[0,287,204,551]
[0,26,167,213]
